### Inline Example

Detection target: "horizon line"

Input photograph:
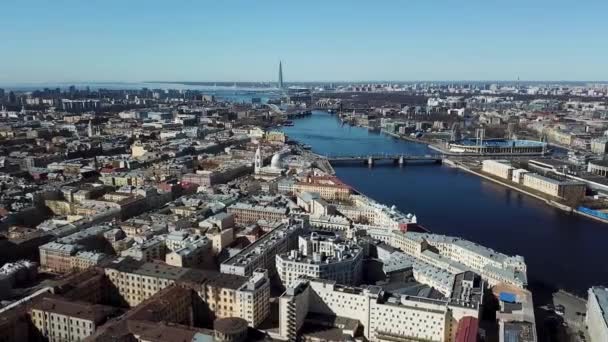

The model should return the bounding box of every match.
[2,79,608,87]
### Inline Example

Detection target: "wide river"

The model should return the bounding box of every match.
[282,110,608,296]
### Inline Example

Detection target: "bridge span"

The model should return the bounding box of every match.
[325,154,443,166]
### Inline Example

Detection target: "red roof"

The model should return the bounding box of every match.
[455,317,478,342]
[100,167,115,174]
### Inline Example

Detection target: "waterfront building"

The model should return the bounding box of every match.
[377,245,479,298]
[521,173,586,202]
[481,159,586,203]
[391,231,527,289]
[447,139,546,155]
[220,219,306,277]
[294,175,351,201]
[586,286,608,342]
[511,168,530,184]
[335,194,416,232]
[481,160,514,179]
[276,231,363,287]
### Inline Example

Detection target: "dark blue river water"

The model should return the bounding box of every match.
[282,111,608,295]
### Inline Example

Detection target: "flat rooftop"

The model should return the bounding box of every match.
[106,258,189,280]
[31,295,116,322]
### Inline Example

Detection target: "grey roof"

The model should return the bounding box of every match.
[297,191,320,202]
[106,257,189,280]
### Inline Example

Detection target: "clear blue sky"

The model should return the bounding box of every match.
[2,0,607,83]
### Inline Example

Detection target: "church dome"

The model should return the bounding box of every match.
[270,153,282,169]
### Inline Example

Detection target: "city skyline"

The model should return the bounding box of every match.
[2,0,608,83]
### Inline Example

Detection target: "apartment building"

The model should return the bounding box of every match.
[294,175,351,200]
[279,278,480,342]
[220,219,306,277]
[103,257,270,327]
[390,231,528,289]
[235,270,271,327]
[104,258,190,307]
[227,202,288,226]
[120,236,166,262]
[39,243,79,273]
[164,231,212,268]
[29,295,117,342]
[276,231,363,287]
[39,225,114,273]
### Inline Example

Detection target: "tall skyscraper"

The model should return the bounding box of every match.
[278,61,284,89]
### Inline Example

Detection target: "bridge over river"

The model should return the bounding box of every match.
[325,154,444,166]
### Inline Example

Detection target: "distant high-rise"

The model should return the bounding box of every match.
[278,61,284,89]
[87,120,93,137]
